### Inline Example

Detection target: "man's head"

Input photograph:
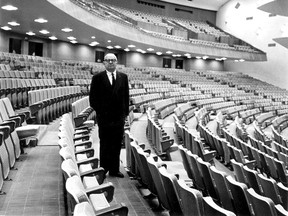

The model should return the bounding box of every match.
[103,53,117,72]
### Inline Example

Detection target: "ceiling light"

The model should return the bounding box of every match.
[70,40,78,44]
[49,36,57,40]
[34,18,48,23]
[172,54,177,57]
[184,53,190,56]
[107,40,111,43]
[141,51,146,54]
[202,55,209,59]
[8,21,20,26]
[61,28,73,32]
[1,26,11,31]
[1,5,18,11]
[176,54,181,57]
[26,31,35,36]
[196,56,201,59]
[156,52,162,55]
[239,59,245,62]
[91,36,96,39]
[67,36,76,40]
[128,44,135,48]
[147,48,154,51]
[136,49,143,52]
[187,56,192,59]
[166,51,173,54]
[114,45,121,49]
[221,57,227,60]
[39,29,49,34]
[107,46,113,49]
[124,48,130,52]
[215,58,222,61]
[234,60,239,62]
[89,41,99,46]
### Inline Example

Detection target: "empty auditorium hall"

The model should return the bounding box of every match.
[1,0,288,215]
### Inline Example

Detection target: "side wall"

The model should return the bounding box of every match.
[217,0,288,89]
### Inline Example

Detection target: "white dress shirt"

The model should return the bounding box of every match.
[106,70,116,85]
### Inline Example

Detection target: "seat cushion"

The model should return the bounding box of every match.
[83,176,99,189]
[15,125,40,139]
[89,193,110,211]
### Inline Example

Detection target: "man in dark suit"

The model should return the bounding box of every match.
[89,53,129,178]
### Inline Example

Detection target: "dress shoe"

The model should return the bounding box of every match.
[109,171,124,178]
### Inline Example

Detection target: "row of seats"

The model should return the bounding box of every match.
[58,114,129,216]
[28,86,83,124]
[0,98,39,192]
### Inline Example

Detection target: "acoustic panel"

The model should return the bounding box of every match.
[258,0,288,17]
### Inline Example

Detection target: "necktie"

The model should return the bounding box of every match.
[112,73,116,88]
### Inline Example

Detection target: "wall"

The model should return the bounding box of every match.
[217,0,288,89]
[0,29,224,71]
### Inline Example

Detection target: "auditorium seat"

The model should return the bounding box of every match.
[277,182,288,211]
[174,179,203,216]
[246,188,288,216]
[209,165,234,212]
[242,165,263,195]
[65,175,128,216]
[0,126,11,179]
[225,176,252,216]
[230,159,247,184]
[61,159,106,188]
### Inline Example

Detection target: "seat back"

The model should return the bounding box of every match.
[246,188,277,216]
[203,196,236,216]
[243,165,263,195]
[231,159,247,184]
[257,173,281,205]
[226,176,251,216]
[209,165,234,211]
[277,182,288,211]
[178,145,194,181]
[174,179,203,216]
[74,202,95,216]
[61,158,80,180]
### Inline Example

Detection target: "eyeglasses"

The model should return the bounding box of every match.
[104,59,117,62]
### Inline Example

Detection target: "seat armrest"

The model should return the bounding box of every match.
[29,102,44,115]
[77,156,99,168]
[0,120,16,132]
[74,134,90,141]
[0,126,11,140]
[75,147,94,158]
[80,167,106,185]
[86,182,114,203]
[9,116,21,127]
[74,141,92,148]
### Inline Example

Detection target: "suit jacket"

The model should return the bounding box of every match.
[89,70,129,127]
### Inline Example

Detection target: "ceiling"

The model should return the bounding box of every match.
[0,0,231,57]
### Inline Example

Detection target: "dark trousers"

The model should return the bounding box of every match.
[98,123,124,174]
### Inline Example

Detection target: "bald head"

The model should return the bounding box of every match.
[103,53,118,72]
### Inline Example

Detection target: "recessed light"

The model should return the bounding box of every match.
[136,49,143,52]
[107,46,113,49]
[166,51,173,54]
[61,28,73,32]
[221,57,227,60]
[172,54,177,57]
[141,51,146,54]
[196,56,201,59]
[1,5,18,11]
[124,48,130,52]
[8,21,20,26]
[89,41,99,46]
[147,48,154,51]
[1,26,11,31]
[128,44,135,48]
[184,53,190,56]
[39,29,49,34]
[234,60,239,62]
[187,56,192,59]
[156,52,162,55]
[239,59,245,62]
[91,36,96,39]
[67,36,76,40]
[26,31,35,36]
[49,36,57,40]
[70,40,78,44]
[114,45,121,49]
[215,58,222,61]
[203,55,209,59]
[107,40,111,43]
[34,18,48,23]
